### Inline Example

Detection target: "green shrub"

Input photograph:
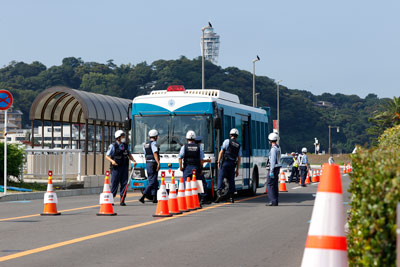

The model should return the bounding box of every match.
[378,124,400,149]
[347,146,400,266]
[0,142,25,184]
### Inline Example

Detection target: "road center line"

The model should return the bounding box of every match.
[0,194,263,262]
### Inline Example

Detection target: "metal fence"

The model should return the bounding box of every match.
[24,148,82,182]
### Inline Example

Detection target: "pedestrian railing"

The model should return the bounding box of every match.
[24,148,82,182]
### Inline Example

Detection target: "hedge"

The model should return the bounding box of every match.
[347,145,400,266]
[0,142,25,184]
[378,124,400,149]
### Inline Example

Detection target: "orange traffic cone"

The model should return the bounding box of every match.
[191,170,201,209]
[41,171,61,216]
[177,177,188,212]
[343,164,347,174]
[315,169,320,182]
[312,170,318,183]
[301,164,348,266]
[97,171,117,216]
[168,172,182,215]
[185,177,195,210]
[278,171,288,192]
[347,163,351,173]
[264,182,268,194]
[305,172,311,184]
[153,175,172,217]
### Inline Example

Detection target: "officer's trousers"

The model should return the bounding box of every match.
[144,162,158,196]
[111,165,129,201]
[267,167,280,205]
[217,160,236,194]
[289,167,299,182]
[300,166,308,186]
[182,165,200,185]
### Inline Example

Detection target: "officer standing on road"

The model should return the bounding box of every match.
[139,129,160,204]
[179,131,205,188]
[195,136,211,204]
[215,128,242,203]
[288,152,299,183]
[299,147,309,187]
[328,155,334,165]
[105,130,136,206]
[266,132,281,206]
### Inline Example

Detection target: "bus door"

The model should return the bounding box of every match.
[240,115,251,188]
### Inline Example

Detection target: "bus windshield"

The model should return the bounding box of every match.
[133,115,213,153]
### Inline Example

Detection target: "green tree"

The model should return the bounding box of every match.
[0,143,25,183]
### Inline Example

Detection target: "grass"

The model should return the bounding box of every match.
[5,181,48,191]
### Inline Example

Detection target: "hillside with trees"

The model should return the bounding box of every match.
[0,56,387,153]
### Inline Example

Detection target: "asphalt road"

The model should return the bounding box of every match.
[0,174,350,267]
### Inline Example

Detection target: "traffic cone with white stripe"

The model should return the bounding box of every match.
[312,170,318,183]
[185,177,195,210]
[343,164,347,174]
[41,171,61,216]
[153,174,172,217]
[278,171,288,192]
[301,163,348,266]
[305,172,311,184]
[97,171,117,216]
[191,170,201,209]
[177,177,188,212]
[316,169,320,182]
[168,172,182,215]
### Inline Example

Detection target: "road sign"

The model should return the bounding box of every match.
[0,90,13,111]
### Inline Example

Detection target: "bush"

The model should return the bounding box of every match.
[0,142,25,184]
[347,146,400,266]
[378,124,400,149]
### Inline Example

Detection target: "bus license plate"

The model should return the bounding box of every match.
[134,182,144,187]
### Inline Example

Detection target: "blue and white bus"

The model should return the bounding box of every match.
[130,85,271,197]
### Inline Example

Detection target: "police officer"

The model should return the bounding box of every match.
[299,147,309,187]
[139,129,160,204]
[266,132,281,206]
[195,136,211,204]
[288,152,299,183]
[215,128,242,203]
[179,131,205,188]
[105,130,136,206]
[328,155,334,165]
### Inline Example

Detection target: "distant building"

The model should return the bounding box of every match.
[34,125,79,148]
[5,129,30,145]
[0,108,23,136]
[314,101,334,108]
[200,27,220,64]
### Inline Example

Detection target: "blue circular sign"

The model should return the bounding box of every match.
[0,90,13,110]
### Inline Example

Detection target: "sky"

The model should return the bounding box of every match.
[0,0,399,98]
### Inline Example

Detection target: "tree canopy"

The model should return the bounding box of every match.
[1,56,389,153]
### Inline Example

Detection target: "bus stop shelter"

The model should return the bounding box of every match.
[29,86,132,176]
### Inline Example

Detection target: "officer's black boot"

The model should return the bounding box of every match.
[214,190,222,203]
[152,194,158,203]
[139,194,145,204]
[230,193,234,203]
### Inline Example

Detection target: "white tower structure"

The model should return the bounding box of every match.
[200,27,220,64]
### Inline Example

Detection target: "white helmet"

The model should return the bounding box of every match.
[186,130,196,140]
[230,128,239,136]
[115,130,125,139]
[148,129,158,137]
[302,147,307,153]
[268,132,279,141]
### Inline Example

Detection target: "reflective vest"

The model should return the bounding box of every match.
[144,140,159,162]
[112,142,129,166]
[293,157,299,167]
[224,139,241,162]
[183,143,201,168]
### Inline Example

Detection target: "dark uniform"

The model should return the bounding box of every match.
[109,142,130,202]
[181,143,202,182]
[143,140,159,198]
[217,139,241,195]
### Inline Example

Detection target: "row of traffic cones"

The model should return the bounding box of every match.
[153,170,202,217]
[343,163,352,174]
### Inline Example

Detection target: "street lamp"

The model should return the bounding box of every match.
[276,80,282,136]
[255,93,260,107]
[201,22,212,90]
[328,125,340,155]
[252,55,260,107]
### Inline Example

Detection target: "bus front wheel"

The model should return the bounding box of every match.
[246,169,258,196]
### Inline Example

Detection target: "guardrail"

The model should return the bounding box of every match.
[24,148,82,182]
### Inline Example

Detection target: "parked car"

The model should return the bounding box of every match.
[280,155,294,181]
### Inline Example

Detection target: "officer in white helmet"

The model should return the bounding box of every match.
[179,130,205,191]
[139,129,160,204]
[105,130,136,206]
[298,147,309,187]
[215,128,242,203]
[266,132,281,206]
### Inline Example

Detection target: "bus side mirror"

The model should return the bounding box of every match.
[124,118,131,131]
[214,116,221,129]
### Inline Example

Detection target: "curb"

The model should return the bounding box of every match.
[0,187,104,202]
